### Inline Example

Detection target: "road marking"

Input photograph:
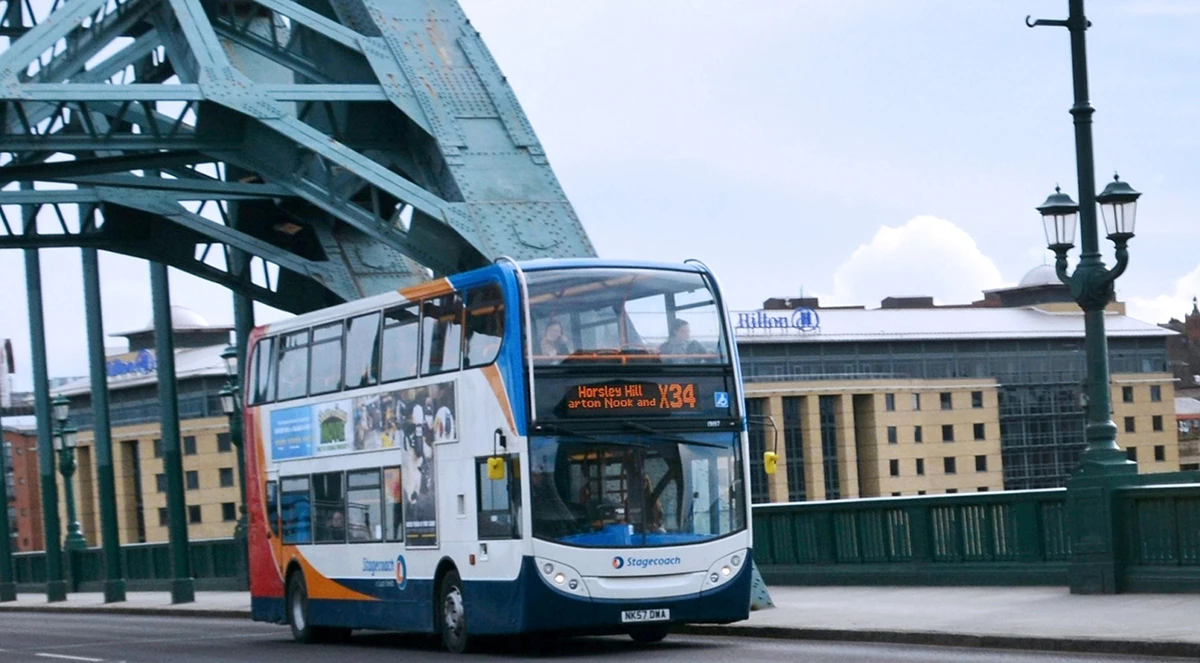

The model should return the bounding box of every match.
[35,654,104,662]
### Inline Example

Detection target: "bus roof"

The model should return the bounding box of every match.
[254,258,712,337]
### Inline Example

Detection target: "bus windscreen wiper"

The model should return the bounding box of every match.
[621,421,727,449]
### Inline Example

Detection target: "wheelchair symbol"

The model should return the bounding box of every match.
[714,392,729,408]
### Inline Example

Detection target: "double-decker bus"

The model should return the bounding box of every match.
[243,258,752,652]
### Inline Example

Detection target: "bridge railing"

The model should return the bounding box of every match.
[1118,483,1200,593]
[753,489,1072,586]
[754,483,1200,592]
[13,538,248,593]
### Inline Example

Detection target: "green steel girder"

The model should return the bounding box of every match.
[0,0,596,314]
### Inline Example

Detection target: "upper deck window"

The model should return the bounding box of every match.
[276,330,310,401]
[526,268,728,367]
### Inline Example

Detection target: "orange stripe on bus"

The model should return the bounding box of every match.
[398,278,452,301]
[482,364,516,434]
[286,549,379,602]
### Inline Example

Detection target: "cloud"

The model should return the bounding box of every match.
[825,216,1007,307]
[1125,263,1200,324]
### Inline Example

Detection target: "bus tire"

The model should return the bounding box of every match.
[287,571,318,644]
[628,624,670,644]
[287,571,351,644]
[437,569,474,653]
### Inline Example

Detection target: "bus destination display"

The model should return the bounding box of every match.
[565,382,698,413]
[537,375,733,420]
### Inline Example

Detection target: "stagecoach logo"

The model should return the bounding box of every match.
[395,555,407,590]
[735,307,820,333]
[612,555,682,570]
[363,555,407,590]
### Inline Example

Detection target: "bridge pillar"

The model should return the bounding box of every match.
[150,263,194,604]
[82,246,126,603]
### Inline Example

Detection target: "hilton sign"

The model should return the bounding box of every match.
[734,307,820,334]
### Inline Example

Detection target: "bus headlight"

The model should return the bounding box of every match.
[705,550,748,589]
[534,557,590,597]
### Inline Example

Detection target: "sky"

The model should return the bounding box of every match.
[2,0,1200,391]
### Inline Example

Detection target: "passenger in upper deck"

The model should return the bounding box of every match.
[539,320,570,359]
[659,318,707,361]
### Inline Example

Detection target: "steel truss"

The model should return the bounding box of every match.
[0,0,594,312]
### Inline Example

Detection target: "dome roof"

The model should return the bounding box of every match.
[141,306,210,331]
[1018,265,1060,288]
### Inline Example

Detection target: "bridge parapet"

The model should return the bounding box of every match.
[753,483,1200,593]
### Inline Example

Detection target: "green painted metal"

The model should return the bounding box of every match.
[24,248,67,603]
[748,561,774,610]
[58,434,88,553]
[0,407,15,602]
[149,262,195,604]
[0,0,596,315]
[753,491,1073,587]
[13,538,248,593]
[82,246,126,603]
[1028,0,1143,594]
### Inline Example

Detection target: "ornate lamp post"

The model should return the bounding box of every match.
[219,346,248,546]
[1027,1,1143,476]
[52,396,87,551]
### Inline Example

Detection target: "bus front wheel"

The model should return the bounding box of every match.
[287,571,349,644]
[438,570,474,653]
[628,625,670,644]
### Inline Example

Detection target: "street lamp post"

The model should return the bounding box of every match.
[1028,1,1141,475]
[1027,0,1162,594]
[219,346,248,553]
[52,396,88,553]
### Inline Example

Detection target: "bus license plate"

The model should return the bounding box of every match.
[621,609,670,623]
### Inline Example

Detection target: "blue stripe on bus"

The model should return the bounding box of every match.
[251,552,752,636]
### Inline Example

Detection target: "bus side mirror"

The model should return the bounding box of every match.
[763,451,778,475]
[487,457,506,481]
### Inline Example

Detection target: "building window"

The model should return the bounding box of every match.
[745,398,769,504]
[977,487,989,492]
[1124,417,1136,433]
[975,455,987,472]
[916,458,925,476]
[1150,385,1162,402]
[185,470,199,491]
[217,433,232,453]
[219,468,235,488]
[782,397,806,502]
[914,426,923,443]
[946,488,958,494]
[155,473,166,493]
[885,393,896,411]
[188,505,202,524]
[158,508,168,526]
[1154,445,1165,462]
[1122,386,1134,403]
[819,396,841,500]
[222,502,237,522]
[971,391,983,409]
[1126,447,1138,462]
[912,393,921,411]
[153,439,162,458]
[889,459,900,477]
[942,425,954,442]
[973,423,985,441]
[917,490,927,495]
[944,457,957,474]
[887,426,898,445]
[940,392,952,410]
[891,492,901,497]
[183,436,197,456]
[1152,415,1163,432]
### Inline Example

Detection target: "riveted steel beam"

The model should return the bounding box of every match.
[0,0,596,315]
